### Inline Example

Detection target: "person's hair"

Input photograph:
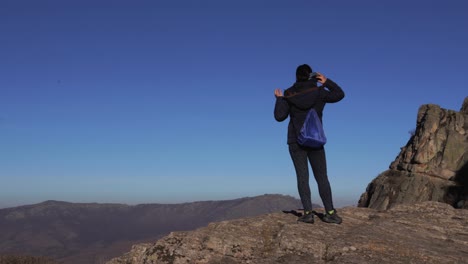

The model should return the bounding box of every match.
[296,64,312,82]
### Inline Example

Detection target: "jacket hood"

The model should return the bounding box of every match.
[285,80,320,110]
[293,79,318,90]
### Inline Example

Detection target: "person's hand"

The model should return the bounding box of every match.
[316,72,327,84]
[274,89,284,98]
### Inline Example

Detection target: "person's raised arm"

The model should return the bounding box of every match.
[316,73,345,103]
[274,88,289,122]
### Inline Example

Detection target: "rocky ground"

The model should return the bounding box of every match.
[107,201,468,264]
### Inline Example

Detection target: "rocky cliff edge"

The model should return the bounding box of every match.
[107,201,468,264]
[359,97,468,210]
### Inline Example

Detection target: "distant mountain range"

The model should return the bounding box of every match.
[0,194,307,264]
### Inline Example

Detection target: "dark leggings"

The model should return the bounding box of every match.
[288,143,335,212]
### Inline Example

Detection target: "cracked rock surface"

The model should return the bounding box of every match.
[107,201,468,264]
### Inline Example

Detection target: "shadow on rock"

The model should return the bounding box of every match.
[446,161,468,209]
[282,209,326,220]
[282,210,303,217]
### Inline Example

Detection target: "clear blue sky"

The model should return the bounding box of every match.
[1,0,467,208]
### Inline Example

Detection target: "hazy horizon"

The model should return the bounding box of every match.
[0,193,358,210]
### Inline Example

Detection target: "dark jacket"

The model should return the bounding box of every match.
[274,78,345,144]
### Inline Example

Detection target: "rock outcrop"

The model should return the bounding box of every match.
[107,201,468,264]
[359,97,468,210]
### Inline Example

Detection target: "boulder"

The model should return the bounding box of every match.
[359,97,468,210]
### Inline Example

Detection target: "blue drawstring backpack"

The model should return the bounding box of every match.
[297,108,327,148]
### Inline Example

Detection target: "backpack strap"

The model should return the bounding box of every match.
[284,84,324,98]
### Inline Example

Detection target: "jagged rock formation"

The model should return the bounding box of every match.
[107,201,468,264]
[359,97,468,210]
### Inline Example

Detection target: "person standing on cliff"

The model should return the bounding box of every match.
[274,64,345,224]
